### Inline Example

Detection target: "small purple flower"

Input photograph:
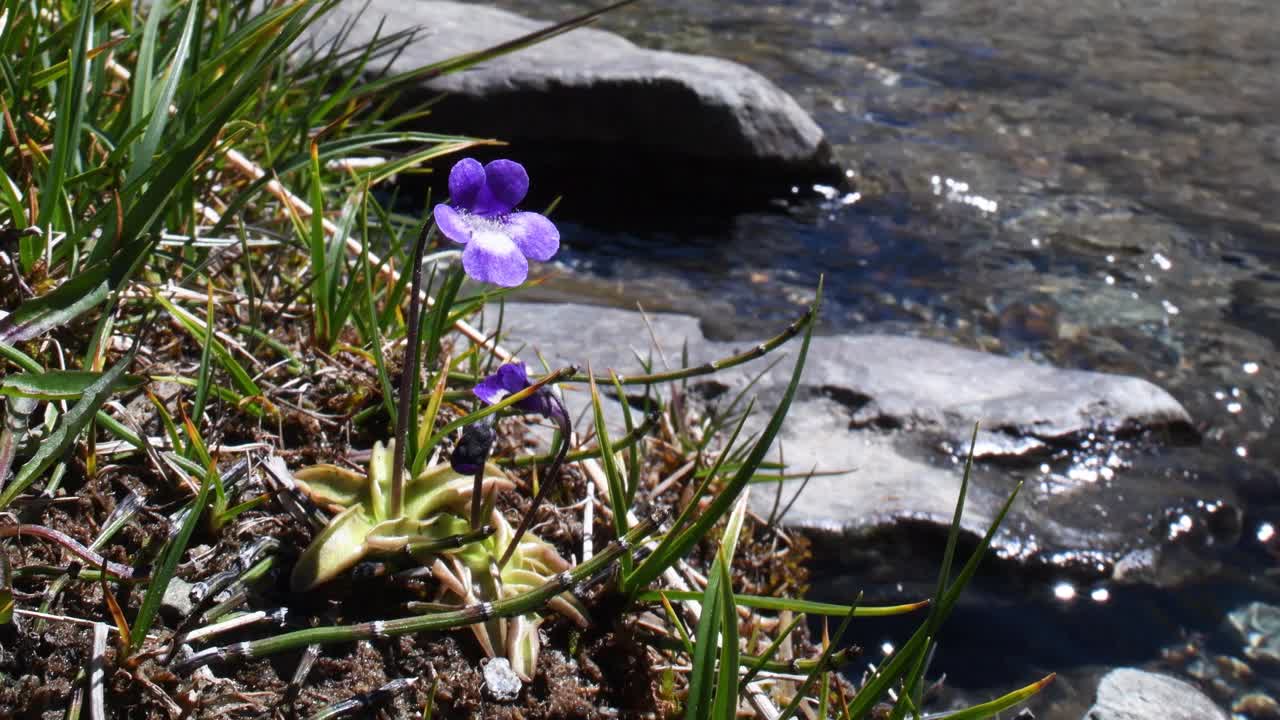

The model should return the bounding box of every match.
[450,421,495,475]
[433,158,560,287]
[473,363,566,424]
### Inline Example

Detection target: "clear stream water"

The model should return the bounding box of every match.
[479,0,1280,714]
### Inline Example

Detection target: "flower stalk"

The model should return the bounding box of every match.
[389,219,434,521]
[497,399,571,569]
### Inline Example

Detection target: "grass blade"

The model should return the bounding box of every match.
[188,287,217,452]
[153,291,264,402]
[0,351,133,507]
[35,0,92,241]
[588,365,630,564]
[929,674,1055,720]
[626,279,821,593]
[129,456,214,653]
[894,424,981,718]
[712,553,740,720]
[0,370,144,400]
[684,549,723,720]
[127,0,198,185]
[637,590,927,618]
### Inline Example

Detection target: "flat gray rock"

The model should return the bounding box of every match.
[1083,668,1226,720]
[305,2,837,180]
[485,301,1205,581]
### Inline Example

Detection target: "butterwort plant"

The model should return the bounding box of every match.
[390,157,561,520]
[287,156,582,665]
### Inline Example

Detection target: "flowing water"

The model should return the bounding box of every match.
[479,0,1280,713]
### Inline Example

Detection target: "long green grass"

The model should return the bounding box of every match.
[0,0,1049,716]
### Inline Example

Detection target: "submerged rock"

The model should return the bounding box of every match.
[305,1,841,204]
[1234,693,1280,720]
[487,301,1202,582]
[1228,602,1280,665]
[1083,668,1226,720]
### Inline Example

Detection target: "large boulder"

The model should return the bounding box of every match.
[484,301,1213,583]
[305,1,842,206]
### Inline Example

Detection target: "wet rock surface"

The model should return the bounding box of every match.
[1083,668,1227,720]
[1229,603,1280,666]
[488,301,1205,582]
[305,1,841,200]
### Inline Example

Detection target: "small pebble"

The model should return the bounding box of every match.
[1213,655,1254,684]
[483,657,522,701]
[1235,693,1280,720]
[160,577,197,617]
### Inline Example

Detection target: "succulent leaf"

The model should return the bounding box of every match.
[293,464,368,512]
[290,504,376,591]
[403,461,512,521]
[368,440,394,522]
[290,439,583,678]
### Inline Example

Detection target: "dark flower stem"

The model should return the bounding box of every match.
[469,464,487,530]
[390,220,432,520]
[497,394,572,569]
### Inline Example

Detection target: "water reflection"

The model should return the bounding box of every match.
[1053,582,1076,602]
[486,0,1280,712]
[930,175,999,214]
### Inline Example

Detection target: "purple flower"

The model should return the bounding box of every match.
[473,363,566,423]
[450,421,495,475]
[433,158,560,287]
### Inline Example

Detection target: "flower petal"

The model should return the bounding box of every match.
[471,159,529,216]
[447,158,485,209]
[473,364,529,406]
[473,373,510,406]
[434,204,472,244]
[494,363,531,393]
[516,392,555,418]
[506,212,560,262]
[462,230,529,287]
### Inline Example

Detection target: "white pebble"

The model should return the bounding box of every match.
[483,657,522,701]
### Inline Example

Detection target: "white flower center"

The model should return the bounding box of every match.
[461,211,509,235]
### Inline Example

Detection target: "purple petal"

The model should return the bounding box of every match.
[447,158,485,209]
[471,159,529,216]
[484,160,529,209]
[473,364,530,406]
[462,230,529,287]
[516,393,555,418]
[473,364,560,418]
[473,373,510,406]
[498,365,553,416]
[433,204,472,244]
[494,363,531,393]
[506,212,559,262]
